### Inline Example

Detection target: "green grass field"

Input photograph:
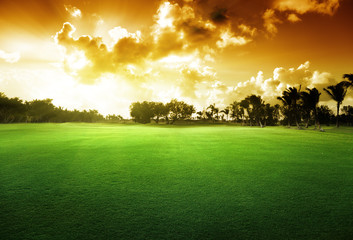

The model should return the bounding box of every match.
[0,123,352,239]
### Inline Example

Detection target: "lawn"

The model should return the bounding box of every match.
[0,123,352,239]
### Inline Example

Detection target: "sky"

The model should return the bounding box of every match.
[0,0,352,117]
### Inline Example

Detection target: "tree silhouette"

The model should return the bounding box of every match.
[106,114,124,121]
[278,87,301,128]
[228,101,240,123]
[277,91,292,127]
[196,111,204,120]
[264,103,279,126]
[130,101,154,123]
[341,105,353,126]
[151,102,168,124]
[343,74,353,88]
[301,88,321,129]
[239,99,250,126]
[166,99,195,124]
[2,74,353,126]
[0,92,104,123]
[207,104,219,123]
[288,87,301,128]
[28,99,57,122]
[317,105,334,126]
[0,92,27,123]
[220,106,230,122]
[246,95,265,127]
[324,82,348,128]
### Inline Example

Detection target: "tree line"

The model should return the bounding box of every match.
[0,93,108,123]
[1,74,352,126]
[130,99,195,124]
[275,74,353,128]
[130,74,353,128]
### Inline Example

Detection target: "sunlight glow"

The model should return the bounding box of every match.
[159,55,194,64]
[66,51,91,72]
[109,27,142,44]
[64,5,82,18]
[156,2,175,29]
[217,28,249,48]
[0,50,20,63]
[0,0,351,117]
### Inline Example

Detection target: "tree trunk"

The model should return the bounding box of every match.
[313,107,317,129]
[295,114,300,129]
[316,108,321,130]
[336,103,340,128]
[305,114,310,128]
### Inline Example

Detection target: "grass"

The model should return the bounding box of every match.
[0,123,352,239]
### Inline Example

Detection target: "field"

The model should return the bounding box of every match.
[0,123,353,239]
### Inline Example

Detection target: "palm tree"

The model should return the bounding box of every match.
[207,104,219,123]
[264,103,279,126]
[301,88,321,129]
[287,86,301,128]
[220,107,230,122]
[343,74,353,88]
[278,86,301,128]
[230,101,243,123]
[324,82,348,128]
[247,95,265,127]
[277,93,292,127]
[240,99,250,126]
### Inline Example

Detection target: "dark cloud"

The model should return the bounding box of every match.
[151,30,184,59]
[210,8,228,24]
[113,37,150,64]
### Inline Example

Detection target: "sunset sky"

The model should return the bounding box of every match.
[0,0,352,116]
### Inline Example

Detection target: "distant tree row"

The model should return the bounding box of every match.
[1,74,352,127]
[0,93,105,123]
[203,95,281,127]
[130,99,195,124]
[275,74,353,128]
[129,74,353,128]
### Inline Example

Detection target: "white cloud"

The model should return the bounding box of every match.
[226,61,340,106]
[0,50,21,63]
[64,5,82,18]
[216,27,250,48]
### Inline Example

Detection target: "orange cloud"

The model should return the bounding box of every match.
[263,9,282,35]
[263,0,340,35]
[274,0,340,15]
[51,0,346,112]
[287,13,301,22]
[54,1,253,85]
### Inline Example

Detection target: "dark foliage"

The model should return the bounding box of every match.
[0,92,104,123]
